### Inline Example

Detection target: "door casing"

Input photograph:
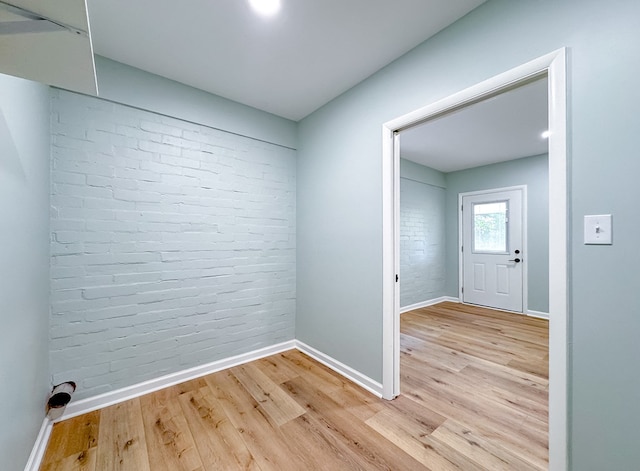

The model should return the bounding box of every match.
[381,48,568,470]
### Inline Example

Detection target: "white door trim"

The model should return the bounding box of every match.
[381,48,568,470]
[458,185,528,314]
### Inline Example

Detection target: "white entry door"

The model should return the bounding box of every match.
[461,188,524,312]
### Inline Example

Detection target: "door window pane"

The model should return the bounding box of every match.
[472,201,508,253]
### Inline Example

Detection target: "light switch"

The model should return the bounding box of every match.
[584,214,612,245]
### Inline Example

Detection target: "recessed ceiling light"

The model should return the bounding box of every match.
[249,0,281,16]
[541,130,551,139]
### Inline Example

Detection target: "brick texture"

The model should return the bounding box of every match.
[399,178,446,307]
[50,89,296,399]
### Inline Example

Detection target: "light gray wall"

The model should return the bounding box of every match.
[95,56,297,149]
[50,89,296,399]
[399,155,548,312]
[296,0,640,468]
[400,158,447,188]
[0,73,50,470]
[399,160,447,307]
[445,155,549,313]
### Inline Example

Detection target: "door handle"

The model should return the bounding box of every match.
[508,258,521,263]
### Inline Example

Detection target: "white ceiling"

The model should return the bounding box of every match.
[1,1,546,168]
[400,77,549,173]
[87,0,485,121]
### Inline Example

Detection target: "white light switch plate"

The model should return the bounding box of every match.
[584,214,612,245]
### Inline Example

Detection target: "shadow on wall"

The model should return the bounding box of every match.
[0,109,26,179]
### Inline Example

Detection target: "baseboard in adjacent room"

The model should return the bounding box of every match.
[527,310,550,320]
[400,296,459,314]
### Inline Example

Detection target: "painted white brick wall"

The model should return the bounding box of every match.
[399,178,446,307]
[50,89,296,399]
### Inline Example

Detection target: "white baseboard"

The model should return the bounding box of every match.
[59,340,296,422]
[527,310,550,320]
[23,418,52,471]
[400,296,459,314]
[294,340,383,398]
[27,338,384,470]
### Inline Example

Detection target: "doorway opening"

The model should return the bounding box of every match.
[381,49,567,470]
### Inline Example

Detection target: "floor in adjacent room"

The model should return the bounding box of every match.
[40,301,548,470]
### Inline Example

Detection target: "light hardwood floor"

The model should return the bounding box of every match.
[40,302,548,470]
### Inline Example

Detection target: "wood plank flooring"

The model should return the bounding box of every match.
[40,302,548,470]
